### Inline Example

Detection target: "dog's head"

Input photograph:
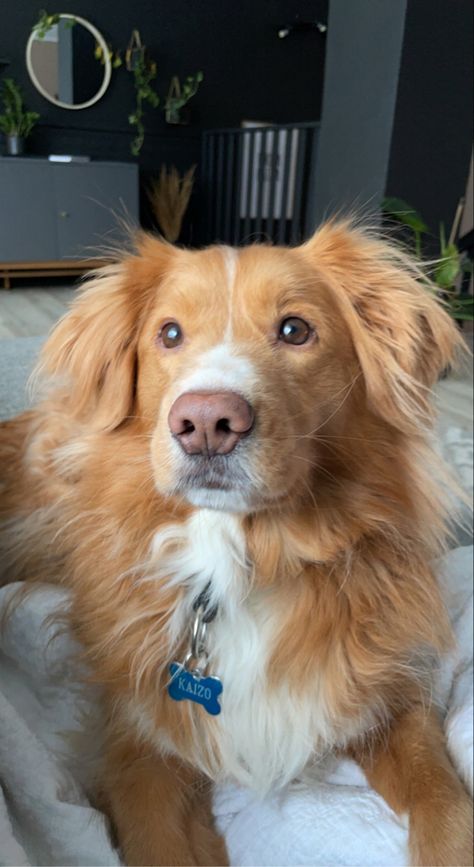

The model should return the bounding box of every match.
[41,222,464,514]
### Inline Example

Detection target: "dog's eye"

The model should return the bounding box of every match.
[279,317,311,345]
[160,321,183,348]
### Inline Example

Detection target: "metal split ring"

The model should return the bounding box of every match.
[191,608,209,661]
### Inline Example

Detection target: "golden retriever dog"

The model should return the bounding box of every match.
[0,221,472,866]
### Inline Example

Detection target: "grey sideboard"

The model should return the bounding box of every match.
[0,157,139,287]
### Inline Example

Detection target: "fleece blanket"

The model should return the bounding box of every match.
[0,546,472,867]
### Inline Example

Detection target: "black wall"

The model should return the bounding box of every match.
[309,0,472,242]
[4,0,470,248]
[2,0,328,175]
[387,0,473,251]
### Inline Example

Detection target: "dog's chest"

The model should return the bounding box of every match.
[204,591,329,792]
[147,510,342,792]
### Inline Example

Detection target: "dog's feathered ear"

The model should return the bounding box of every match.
[302,221,466,432]
[37,237,172,430]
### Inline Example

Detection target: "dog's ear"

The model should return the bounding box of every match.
[38,238,172,430]
[302,221,466,432]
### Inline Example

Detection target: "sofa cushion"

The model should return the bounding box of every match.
[0,336,45,421]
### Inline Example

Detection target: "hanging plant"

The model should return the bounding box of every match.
[125,30,159,156]
[164,71,203,125]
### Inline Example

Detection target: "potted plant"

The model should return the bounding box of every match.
[0,78,39,155]
[165,71,203,125]
[382,196,473,322]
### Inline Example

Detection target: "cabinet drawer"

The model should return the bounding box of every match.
[0,161,58,262]
[52,163,139,259]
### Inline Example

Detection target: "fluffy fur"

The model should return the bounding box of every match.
[0,221,472,866]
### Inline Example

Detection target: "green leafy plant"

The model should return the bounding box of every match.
[128,53,159,157]
[33,9,60,38]
[381,197,428,258]
[382,197,473,321]
[94,42,123,69]
[0,78,40,138]
[165,71,203,124]
[33,9,75,39]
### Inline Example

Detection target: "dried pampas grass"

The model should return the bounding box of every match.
[147,164,196,242]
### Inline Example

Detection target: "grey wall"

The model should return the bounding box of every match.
[307,0,407,229]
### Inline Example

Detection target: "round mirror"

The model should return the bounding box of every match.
[26,14,112,110]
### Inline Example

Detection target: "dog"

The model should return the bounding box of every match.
[0,220,472,866]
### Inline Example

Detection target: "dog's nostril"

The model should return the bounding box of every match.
[216,418,231,433]
[182,419,195,433]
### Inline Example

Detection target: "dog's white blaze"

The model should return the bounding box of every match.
[139,511,366,793]
[221,246,238,340]
[176,343,257,400]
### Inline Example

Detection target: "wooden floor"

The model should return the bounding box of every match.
[0,285,77,338]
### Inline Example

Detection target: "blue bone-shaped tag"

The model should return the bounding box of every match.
[168,663,223,716]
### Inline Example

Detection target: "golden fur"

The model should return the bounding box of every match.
[0,221,472,866]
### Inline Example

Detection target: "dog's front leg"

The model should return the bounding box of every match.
[352,706,473,866]
[100,734,228,867]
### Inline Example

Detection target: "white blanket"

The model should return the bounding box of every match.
[0,546,472,867]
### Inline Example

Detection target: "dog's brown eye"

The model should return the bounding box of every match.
[160,321,183,348]
[279,317,311,345]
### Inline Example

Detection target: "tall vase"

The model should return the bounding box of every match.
[6,135,24,156]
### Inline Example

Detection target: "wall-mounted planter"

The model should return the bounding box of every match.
[164,73,203,126]
[125,29,146,72]
[165,77,188,125]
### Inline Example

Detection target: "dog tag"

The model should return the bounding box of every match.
[168,663,223,716]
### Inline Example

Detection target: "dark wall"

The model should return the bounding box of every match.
[387,0,473,251]
[2,0,328,176]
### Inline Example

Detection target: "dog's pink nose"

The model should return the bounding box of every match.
[168,391,254,456]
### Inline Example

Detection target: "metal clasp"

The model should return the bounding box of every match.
[191,607,208,661]
[180,583,218,677]
[181,606,209,677]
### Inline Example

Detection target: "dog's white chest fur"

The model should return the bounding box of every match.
[147,510,341,793]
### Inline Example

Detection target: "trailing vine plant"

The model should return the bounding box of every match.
[94,42,123,69]
[164,71,203,124]
[128,53,159,157]
[33,9,75,39]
